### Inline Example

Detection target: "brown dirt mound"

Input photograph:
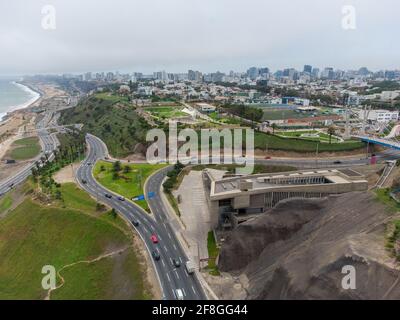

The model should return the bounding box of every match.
[218,192,400,299]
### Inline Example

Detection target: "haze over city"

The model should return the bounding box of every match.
[1,0,400,75]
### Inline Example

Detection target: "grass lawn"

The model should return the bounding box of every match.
[9,136,41,160]
[0,194,12,213]
[276,130,341,143]
[254,131,364,153]
[0,187,151,300]
[206,231,220,276]
[93,161,167,212]
[144,106,188,119]
[208,112,242,125]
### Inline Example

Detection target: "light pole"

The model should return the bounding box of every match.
[315,142,319,168]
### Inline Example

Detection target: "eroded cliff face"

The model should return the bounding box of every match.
[218,192,400,299]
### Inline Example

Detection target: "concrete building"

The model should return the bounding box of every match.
[196,103,216,113]
[357,109,399,123]
[203,168,368,229]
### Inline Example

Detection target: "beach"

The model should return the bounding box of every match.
[0,81,41,122]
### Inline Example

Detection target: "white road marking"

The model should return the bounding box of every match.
[173,244,177,251]
[164,245,168,253]
[161,259,166,267]
[191,286,196,294]
[182,288,186,296]
[166,273,171,282]
[168,232,172,239]
[175,270,180,279]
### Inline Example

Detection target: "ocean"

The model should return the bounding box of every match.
[0,77,40,122]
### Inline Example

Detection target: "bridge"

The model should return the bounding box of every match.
[353,135,400,151]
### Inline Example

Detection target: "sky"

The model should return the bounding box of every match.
[0,0,399,75]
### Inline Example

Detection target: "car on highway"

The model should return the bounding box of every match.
[333,160,342,164]
[81,179,87,184]
[151,234,159,243]
[172,259,181,268]
[86,162,92,166]
[152,250,160,261]
[104,193,112,199]
[175,289,184,300]
[117,196,125,201]
[264,156,272,160]
[131,220,139,227]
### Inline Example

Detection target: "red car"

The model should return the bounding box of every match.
[265,156,271,160]
[151,234,159,244]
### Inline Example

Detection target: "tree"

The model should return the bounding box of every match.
[112,171,119,180]
[110,208,117,219]
[123,165,131,174]
[327,126,336,144]
[271,123,278,134]
[113,161,122,172]
[100,165,105,172]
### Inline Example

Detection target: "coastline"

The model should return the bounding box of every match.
[0,81,41,123]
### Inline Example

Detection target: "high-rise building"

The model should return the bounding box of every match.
[303,65,312,74]
[247,67,259,80]
[84,72,92,81]
[188,70,203,82]
[312,68,320,78]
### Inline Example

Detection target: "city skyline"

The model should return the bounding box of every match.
[1,0,400,75]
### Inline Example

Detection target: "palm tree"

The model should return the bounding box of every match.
[271,123,278,134]
[327,126,336,144]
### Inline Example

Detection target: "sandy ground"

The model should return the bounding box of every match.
[53,163,81,184]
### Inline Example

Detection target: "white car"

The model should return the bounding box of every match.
[175,289,184,300]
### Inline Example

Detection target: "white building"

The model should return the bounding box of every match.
[196,103,216,113]
[358,109,399,123]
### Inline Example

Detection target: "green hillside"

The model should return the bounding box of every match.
[60,93,151,157]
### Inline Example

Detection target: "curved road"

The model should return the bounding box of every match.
[76,134,206,300]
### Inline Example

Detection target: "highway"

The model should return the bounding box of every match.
[76,134,207,300]
[0,112,60,196]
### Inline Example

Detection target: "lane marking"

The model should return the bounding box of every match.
[182,288,186,296]
[192,286,196,294]
[175,270,180,280]
[166,273,171,282]
[161,259,165,267]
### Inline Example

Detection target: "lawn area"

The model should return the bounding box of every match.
[9,136,41,160]
[276,130,341,143]
[206,231,220,276]
[144,106,188,119]
[93,161,167,212]
[0,194,12,213]
[0,186,152,300]
[254,131,364,153]
[208,112,242,125]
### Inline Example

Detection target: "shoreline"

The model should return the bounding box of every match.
[0,81,42,122]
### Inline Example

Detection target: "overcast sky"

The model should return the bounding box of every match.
[1,0,399,75]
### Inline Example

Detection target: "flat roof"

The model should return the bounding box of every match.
[211,168,366,195]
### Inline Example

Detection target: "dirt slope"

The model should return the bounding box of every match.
[218,192,400,299]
